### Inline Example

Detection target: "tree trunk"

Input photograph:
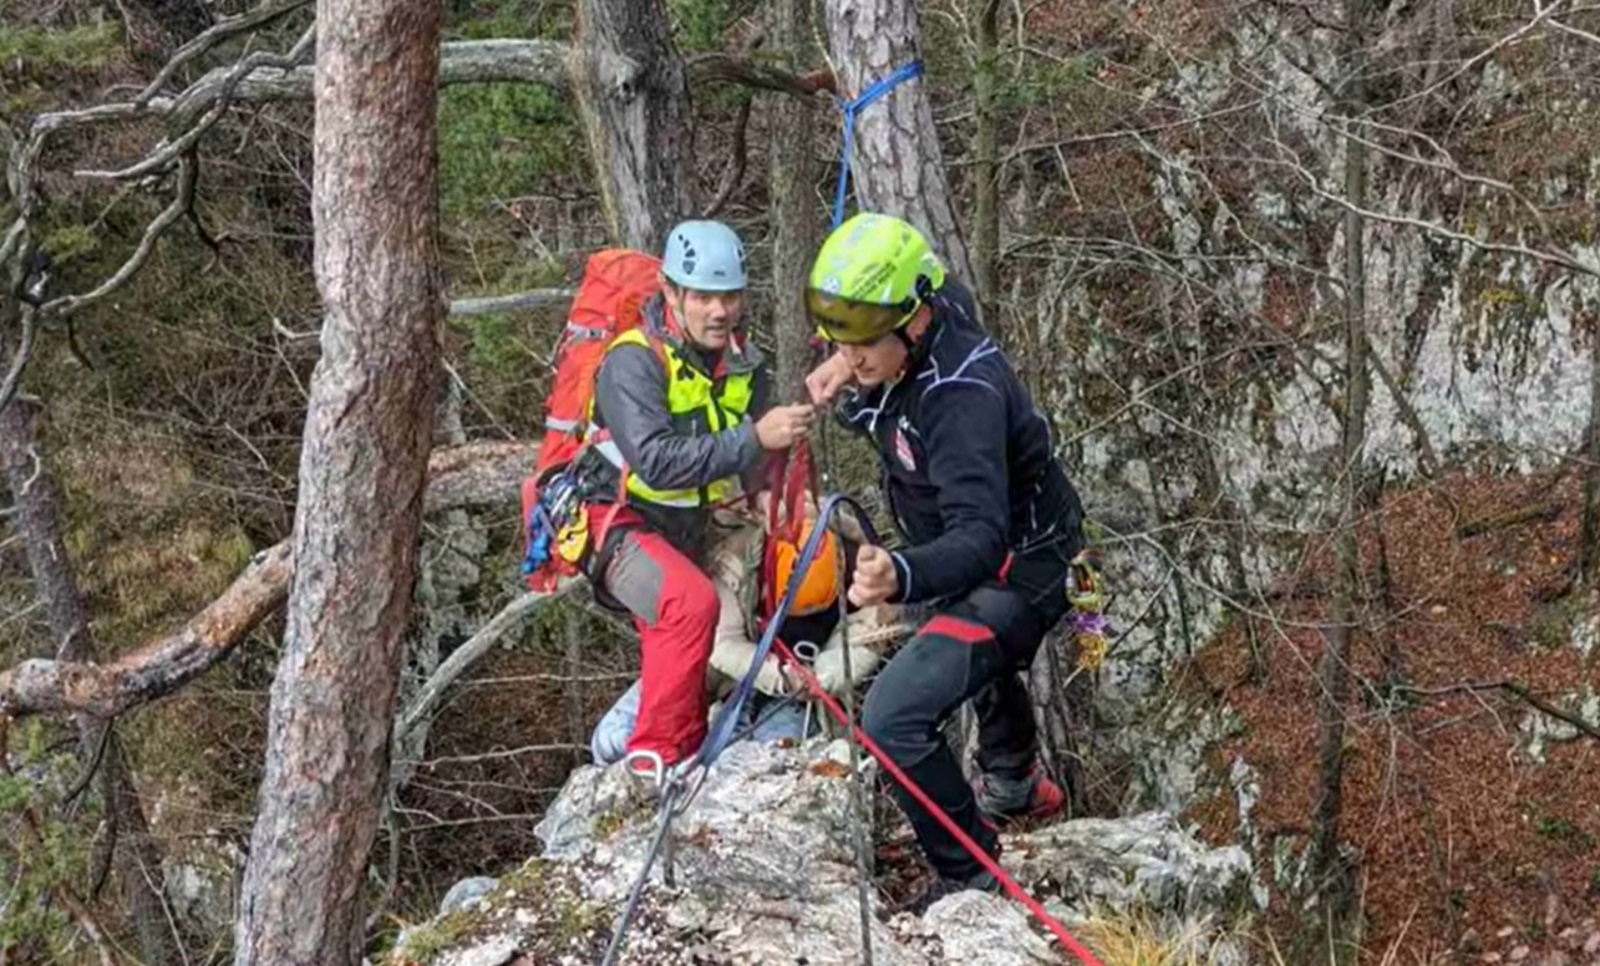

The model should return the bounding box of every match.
[823,0,976,289]
[970,0,1001,329]
[0,397,180,965]
[232,0,442,959]
[1313,0,1373,945]
[571,0,696,249]
[769,0,824,401]
[0,399,92,662]
[1581,326,1600,588]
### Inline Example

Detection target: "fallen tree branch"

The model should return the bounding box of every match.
[0,441,535,719]
[447,288,575,316]
[396,583,572,741]
[1397,678,1600,742]
[1455,502,1564,539]
[686,53,836,98]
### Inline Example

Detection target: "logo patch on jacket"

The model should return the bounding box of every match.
[893,427,917,472]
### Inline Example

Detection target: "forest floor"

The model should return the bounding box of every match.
[1186,469,1600,964]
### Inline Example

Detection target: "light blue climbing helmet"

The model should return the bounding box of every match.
[661,220,747,292]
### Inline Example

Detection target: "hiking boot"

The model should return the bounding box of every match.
[899,869,1003,916]
[971,764,1065,825]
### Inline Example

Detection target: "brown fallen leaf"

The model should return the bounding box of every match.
[809,759,851,779]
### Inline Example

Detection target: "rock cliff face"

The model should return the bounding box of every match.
[1038,7,1600,813]
[394,739,1255,965]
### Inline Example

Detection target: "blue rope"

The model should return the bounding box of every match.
[831,60,925,229]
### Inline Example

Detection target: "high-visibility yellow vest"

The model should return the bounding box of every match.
[587,328,756,508]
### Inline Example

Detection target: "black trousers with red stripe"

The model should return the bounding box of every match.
[860,539,1078,881]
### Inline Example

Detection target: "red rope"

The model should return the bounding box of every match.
[770,636,1107,966]
[759,442,816,619]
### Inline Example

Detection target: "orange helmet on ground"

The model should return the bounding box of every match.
[772,523,841,616]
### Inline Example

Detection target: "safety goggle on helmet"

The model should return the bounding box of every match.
[806,213,947,345]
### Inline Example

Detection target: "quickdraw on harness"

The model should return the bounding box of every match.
[1067,550,1110,672]
[519,463,587,581]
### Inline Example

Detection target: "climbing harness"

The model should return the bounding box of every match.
[831,60,924,229]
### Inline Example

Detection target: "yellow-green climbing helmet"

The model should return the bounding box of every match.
[806,212,947,344]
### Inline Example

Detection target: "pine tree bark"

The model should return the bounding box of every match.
[571,0,695,248]
[232,0,442,960]
[769,0,824,401]
[823,0,976,289]
[0,397,180,965]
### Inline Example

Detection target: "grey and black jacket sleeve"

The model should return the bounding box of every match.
[592,344,763,492]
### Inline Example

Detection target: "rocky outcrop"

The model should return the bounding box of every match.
[391,737,1256,965]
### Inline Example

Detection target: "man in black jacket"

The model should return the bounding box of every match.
[804,212,1087,913]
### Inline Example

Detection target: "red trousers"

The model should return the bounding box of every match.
[594,525,719,765]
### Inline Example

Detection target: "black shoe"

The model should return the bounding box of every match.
[899,869,1002,916]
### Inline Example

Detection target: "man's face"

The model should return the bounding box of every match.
[835,332,908,388]
[668,282,745,351]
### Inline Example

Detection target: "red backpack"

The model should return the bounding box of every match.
[520,248,662,590]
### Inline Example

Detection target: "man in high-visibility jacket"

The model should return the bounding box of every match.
[576,219,816,781]
[804,212,1088,914]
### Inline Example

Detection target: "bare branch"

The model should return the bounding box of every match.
[396,585,572,741]
[135,0,314,106]
[0,305,37,414]
[687,52,836,98]
[1397,679,1600,742]
[39,155,198,318]
[0,441,536,719]
[1547,13,1600,46]
[447,288,575,316]
[1263,132,1600,278]
[83,24,318,179]
[167,38,571,123]
[1368,349,1440,477]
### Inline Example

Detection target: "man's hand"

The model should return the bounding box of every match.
[848,545,899,607]
[805,352,855,406]
[755,403,816,450]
